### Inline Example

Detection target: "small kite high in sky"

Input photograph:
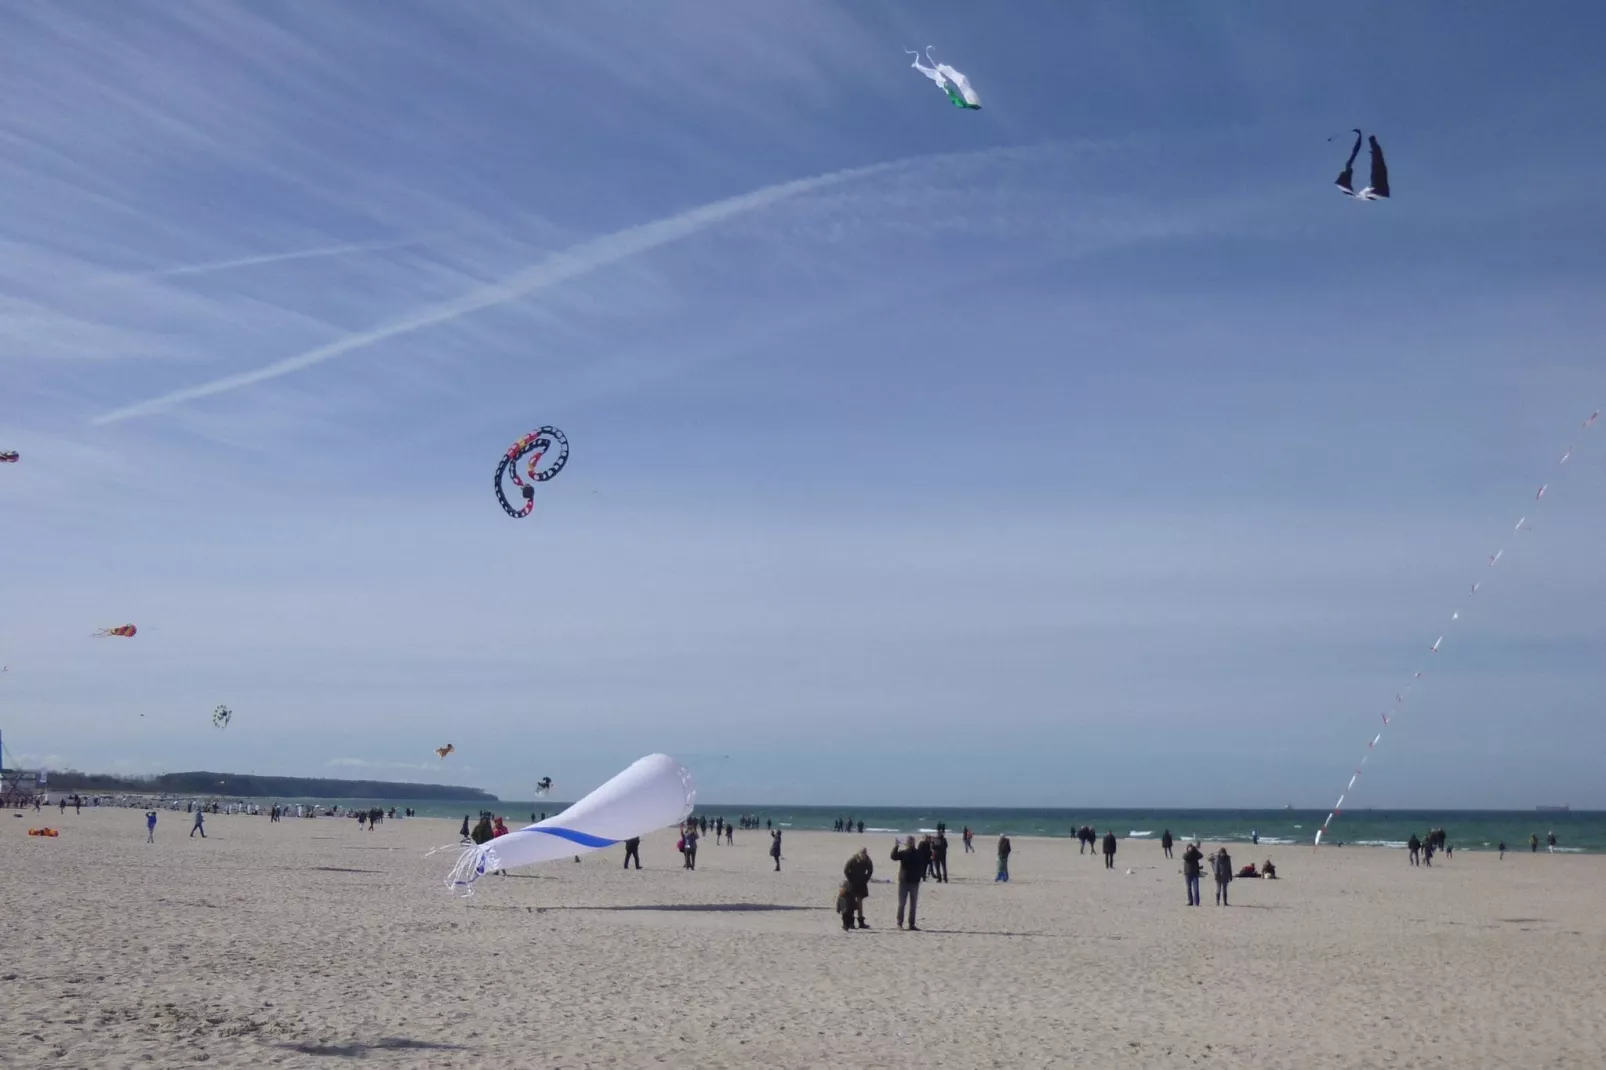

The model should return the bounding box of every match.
[435,743,455,759]
[494,425,570,519]
[212,705,232,729]
[1333,129,1389,200]
[906,47,981,110]
[93,624,137,638]
[0,451,17,463]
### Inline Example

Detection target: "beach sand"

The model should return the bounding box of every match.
[3,809,1602,1069]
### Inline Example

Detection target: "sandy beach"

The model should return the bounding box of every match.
[3,809,1602,1069]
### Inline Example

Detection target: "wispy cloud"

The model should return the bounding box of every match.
[5,2,1605,808]
[90,151,963,424]
[125,238,424,281]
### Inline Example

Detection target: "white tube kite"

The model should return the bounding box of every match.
[444,753,695,895]
[906,46,982,110]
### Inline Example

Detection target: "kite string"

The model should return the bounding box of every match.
[1314,409,1599,847]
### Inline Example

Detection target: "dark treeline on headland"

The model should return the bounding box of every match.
[28,769,499,801]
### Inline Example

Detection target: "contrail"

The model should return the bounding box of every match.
[92,154,941,424]
[127,238,421,281]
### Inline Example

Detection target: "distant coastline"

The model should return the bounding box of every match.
[17,769,498,802]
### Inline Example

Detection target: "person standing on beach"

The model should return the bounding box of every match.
[1547,831,1557,854]
[962,827,973,853]
[190,808,206,838]
[1102,831,1117,870]
[1530,833,1538,853]
[770,829,782,871]
[893,836,924,930]
[684,827,699,870]
[1498,841,1506,860]
[623,836,641,869]
[844,848,873,929]
[146,810,157,843]
[1182,841,1203,906]
[995,835,1012,882]
[1161,830,1174,859]
[932,831,949,883]
[1212,846,1233,906]
[1407,834,1421,866]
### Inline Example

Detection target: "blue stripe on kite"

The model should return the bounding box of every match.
[529,826,619,849]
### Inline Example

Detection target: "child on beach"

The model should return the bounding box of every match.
[146,811,157,843]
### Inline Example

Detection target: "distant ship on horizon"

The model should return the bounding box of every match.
[1536,804,1570,813]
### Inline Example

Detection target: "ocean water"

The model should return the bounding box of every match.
[337,800,1604,854]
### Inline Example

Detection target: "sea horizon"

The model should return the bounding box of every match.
[102,795,1597,853]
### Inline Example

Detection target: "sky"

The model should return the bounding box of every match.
[2,2,1605,809]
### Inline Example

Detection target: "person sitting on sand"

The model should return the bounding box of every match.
[1262,859,1277,879]
[470,815,494,845]
[1237,862,1258,879]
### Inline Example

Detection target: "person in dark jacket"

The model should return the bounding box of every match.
[917,835,934,881]
[470,815,494,845]
[770,829,782,871]
[931,832,949,882]
[1212,846,1234,906]
[1102,831,1117,870]
[892,837,925,929]
[1407,833,1421,866]
[996,835,1012,882]
[1182,841,1204,906]
[623,836,641,869]
[1161,830,1174,859]
[844,848,873,929]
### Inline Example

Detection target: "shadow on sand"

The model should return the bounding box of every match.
[551,902,828,913]
[914,928,1073,937]
[277,1038,465,1058]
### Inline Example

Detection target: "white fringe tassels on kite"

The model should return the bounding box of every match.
[444,753,696,896]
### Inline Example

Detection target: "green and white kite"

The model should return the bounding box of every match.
[906,46,981,110]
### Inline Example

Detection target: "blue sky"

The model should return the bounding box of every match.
[3,2,1604,809]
